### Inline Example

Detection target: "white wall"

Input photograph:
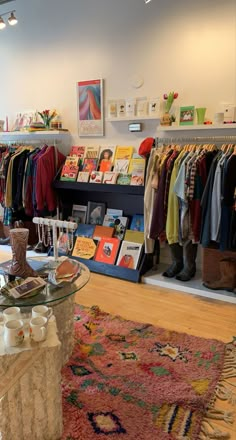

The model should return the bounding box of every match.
[0,0,235,153]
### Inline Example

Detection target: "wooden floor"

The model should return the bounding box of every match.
[76,273,236,438]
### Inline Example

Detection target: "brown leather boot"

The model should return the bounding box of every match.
[203,258,236,291]
[8,228,38,279]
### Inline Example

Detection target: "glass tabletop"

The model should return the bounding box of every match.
[0,257,90,308]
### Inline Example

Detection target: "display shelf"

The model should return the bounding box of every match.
[0,130,69,137]
[106,115,160,122]
[157,123,236,132]
[53,180,144,195]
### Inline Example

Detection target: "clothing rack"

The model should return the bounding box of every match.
[156,135,236,144]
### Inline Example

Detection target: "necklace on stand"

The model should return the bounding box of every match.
[66,224,74,252]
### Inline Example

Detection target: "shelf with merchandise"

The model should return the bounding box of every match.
[53,180,144,195]
[157,123,236,132]
[106,115,160,122]
[0,130,69,137]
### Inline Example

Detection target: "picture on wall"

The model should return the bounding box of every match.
[179,106,195,125]
[77,79,104,137]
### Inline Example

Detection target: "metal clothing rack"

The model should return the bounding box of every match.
[156,135,236,144]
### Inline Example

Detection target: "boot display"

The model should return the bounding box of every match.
[8,228,38,279]
[203,258,236,292]
[162,243,184,277]
[176,242,198,282]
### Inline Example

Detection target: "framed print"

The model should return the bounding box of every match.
[77,79,104,137]
[179,106,195,125]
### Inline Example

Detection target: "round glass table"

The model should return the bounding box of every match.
[0,257,90,364]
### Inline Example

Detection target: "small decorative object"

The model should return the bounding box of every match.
[8,228,38,278]
[160,91,178,126]
[196,107,206,125]
[179,106,195,125]
[37,109,57,129]
[48,257,81,285]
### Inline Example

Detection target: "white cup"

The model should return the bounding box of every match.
[30,316,47,342]
[3,307,21,322]
[4,319,25,347]
[31,305,53,320]
[214,112,224,124]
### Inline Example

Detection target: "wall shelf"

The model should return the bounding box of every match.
[53,180,144,195]
[157,123,236,132]
[106,115,160,122]
[0,130,69,137]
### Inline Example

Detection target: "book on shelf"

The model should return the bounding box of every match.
[85,145,100,159]
[103,214,128,240]
[93,225,115,241]
[65,156,79,167]
[128,157,146,174]
[72,236,98,259]
[116,173,132,185]
[98,146,116,172]
[60,164,79,181]
[130,170,145,186]
[89,171,103,183]
[86,201,106,225]
[103,172,118,184]
[106,208,123,216]
[77,171,90,183]
[71,204,87,224]
[124,229,144,244]
[116,241,143,270]
[74,223,95,238]
[69,145,86,158]
[114,146,133,161]
[113,159,130,173]
[130,214,144,232]
[94,237,120,265]
[82,158,98,173]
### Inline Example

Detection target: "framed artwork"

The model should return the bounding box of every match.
[179,106,195,125]
[77,79,104,137]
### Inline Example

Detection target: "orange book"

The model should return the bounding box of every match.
[94,237,120,265]
[93,225,114,241]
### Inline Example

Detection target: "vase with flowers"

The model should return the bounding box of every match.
[38,109,57,130]
[160,92,178,126]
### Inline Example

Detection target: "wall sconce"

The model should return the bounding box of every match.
[0,9,18,29]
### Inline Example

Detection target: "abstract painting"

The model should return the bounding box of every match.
[77,79,104,136]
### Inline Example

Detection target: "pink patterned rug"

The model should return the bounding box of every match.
[61,305,235,440]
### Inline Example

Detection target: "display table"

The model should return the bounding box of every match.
[0,319,62,440]
[0,257,90,364]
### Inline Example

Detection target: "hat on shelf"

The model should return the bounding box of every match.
[138,137,155,157]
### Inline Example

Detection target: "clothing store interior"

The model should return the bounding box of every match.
[0,0,235,439]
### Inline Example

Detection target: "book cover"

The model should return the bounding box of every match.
[103,172,118,184]
[89,171,103,183]
[82,158,98,174]
[85,145,100,159]
[130,170,145,186]
[94,237,120,265]
[116,173,132,185]
[130,214,144,232]
[77,171,90,183]
[72,236,98,259]
[106,208,123,216]
[114,146,133,161]
[93,225,115,240]
[70,145,86,158]
[60,164,79,181]
[72,204,87,224]
[128,157,146,174]
[98,146,116,172]
[116,241,143,270]
[65,156,79,167]
[75,223,95,238]
[124,230,144,244]
[103,214,128,240]
[86,201,106,225]
[113,159,130,173]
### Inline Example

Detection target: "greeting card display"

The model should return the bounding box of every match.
[89,171,103,183]
[77,171,90,183]
[60,164,79,181]
[103,172,118,184]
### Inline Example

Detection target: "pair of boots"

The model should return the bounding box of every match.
[203,258,236,292]
[163,241,198,282]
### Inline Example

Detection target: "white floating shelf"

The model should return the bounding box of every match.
[0,130,69,136]
[106,115,160,122]
[157,123,236,131]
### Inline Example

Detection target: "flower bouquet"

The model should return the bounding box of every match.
[161,92,178,126]
[37,109,57,129]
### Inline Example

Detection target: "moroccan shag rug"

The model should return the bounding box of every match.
[61,305,236,440]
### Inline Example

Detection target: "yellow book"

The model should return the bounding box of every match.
[124,230,144,244]
[128,157,146,174]
[72,237,97,259]
[114,146,133,161]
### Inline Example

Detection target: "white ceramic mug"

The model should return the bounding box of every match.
[4,319,25,347]
[3,307,21,322]
[31,305,53,320]
[30,316,47,342]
